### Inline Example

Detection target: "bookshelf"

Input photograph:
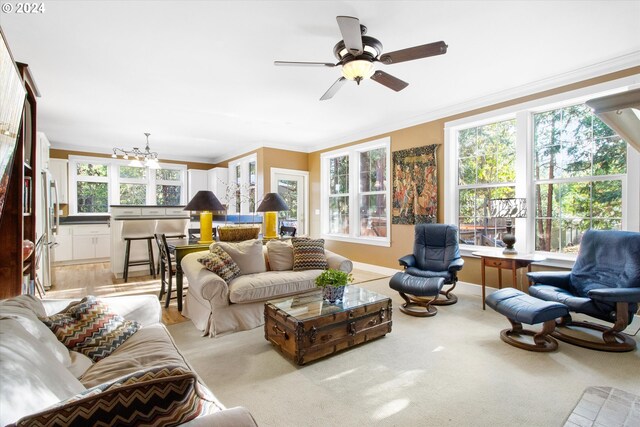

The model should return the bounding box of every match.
[0,62,39,298]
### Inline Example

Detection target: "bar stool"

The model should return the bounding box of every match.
[121,220,156,282]
[154,233,176,308]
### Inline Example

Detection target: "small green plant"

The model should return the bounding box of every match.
[315,269,354,288]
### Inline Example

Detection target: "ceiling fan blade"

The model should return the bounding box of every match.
[336,16,363,56]
[320,77,347,101]
[274,61,336,67]
[379,41,448,65]
[370,71,409,92]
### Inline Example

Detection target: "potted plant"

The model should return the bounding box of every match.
[315,269,354,303]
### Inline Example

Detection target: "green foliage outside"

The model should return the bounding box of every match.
[534,104,626,252]
[120,183,146,205]
[76,163,107,177]
[315,269,354,288]
[156,185,181,206]
[77,182,108,213]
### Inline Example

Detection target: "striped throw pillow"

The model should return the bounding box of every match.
[14,366,220,427]
[197,246,241,283]
[292,238,328,271]
[41,296,140,362]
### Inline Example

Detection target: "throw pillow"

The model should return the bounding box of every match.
[41,296,140,362]
[292,238,328,271]
[13,366,220,427]
[197,246,241,283]
[215,239,266,275]
[266,240,294,271]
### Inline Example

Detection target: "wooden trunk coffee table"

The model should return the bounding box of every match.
[264,286,392,365]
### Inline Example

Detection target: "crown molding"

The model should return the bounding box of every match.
[307,51,640,153]
[50,142,219,165]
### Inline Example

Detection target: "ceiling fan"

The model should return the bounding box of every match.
[275,16,448,100]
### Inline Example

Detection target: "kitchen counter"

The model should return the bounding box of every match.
[60,215,110,225]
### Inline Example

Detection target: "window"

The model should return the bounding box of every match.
[533,104,626,253]
[458,120,516,247]
[118,165,146,205]
[155,168,183,206]
[445,79,639,263]
[75,161,109,213]
[69,156,186,214]
[321,137,390,246]
[227,154,258,214]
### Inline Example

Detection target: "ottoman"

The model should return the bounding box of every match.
[486,288,569,352]
[389,272,445,317]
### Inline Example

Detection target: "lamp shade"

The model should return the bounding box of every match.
[256,193,289,212]
[184,191,224,212]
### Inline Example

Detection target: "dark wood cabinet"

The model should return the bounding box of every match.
[0,62,39,298]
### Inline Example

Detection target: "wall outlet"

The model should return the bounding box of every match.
[58,209,64,215]
[315,209,320,215]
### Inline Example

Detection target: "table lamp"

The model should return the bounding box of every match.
[184,191,224,244]
[256,193,289,240]
[489,198,527,255]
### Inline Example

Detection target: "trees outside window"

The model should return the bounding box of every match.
[69,156,185,214]
[533,104,626,253]
[445,84,638,262]
[321,137,390,246]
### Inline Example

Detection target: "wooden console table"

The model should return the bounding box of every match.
[472,252,546,310]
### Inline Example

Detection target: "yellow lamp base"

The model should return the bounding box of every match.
[263,211,278,239]
[198,211,214,244]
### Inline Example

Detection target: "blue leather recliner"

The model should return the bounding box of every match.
[527,229,640,352]
[398,223,465,305]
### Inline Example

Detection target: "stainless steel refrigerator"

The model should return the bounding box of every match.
[36,168,59,290]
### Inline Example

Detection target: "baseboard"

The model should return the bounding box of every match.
[351,261,400,277]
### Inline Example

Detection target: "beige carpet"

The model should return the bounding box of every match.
[168,279,640,427]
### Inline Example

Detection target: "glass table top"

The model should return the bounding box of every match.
[267,286,389,321]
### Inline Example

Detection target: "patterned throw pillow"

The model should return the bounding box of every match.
[13,366,221,427]
[197,246,241,283]
[41,296,140,362]
[292,238,328,271]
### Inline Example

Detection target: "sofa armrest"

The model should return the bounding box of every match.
[41,295,161,327]
[526,271,572,289]
[181,252,230,306]
[325,249,353,273]
[181,407,258,427]
[588,288,640,303]
[398,254,416,269]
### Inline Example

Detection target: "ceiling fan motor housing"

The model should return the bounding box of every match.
[333,35,383,63]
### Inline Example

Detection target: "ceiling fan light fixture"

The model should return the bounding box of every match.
[341,59,375,83]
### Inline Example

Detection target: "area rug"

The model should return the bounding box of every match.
[168,278,640,427]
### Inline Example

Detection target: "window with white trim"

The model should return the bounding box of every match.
[445,80,639,262]
[227,154,258,214]
[69,156,186,214]
[321,137,390,246]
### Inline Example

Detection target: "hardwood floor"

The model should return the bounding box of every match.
[47,262,188,325]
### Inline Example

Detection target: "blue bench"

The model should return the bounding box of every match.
[485,288,569,352]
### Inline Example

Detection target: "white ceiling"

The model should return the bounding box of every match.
[2,1,640,164]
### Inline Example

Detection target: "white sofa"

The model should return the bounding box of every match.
[0,294,257,426]
[181,242,353,337]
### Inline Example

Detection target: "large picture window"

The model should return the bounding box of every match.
[321,137,390,246]
[533,104,626,253]
[445,81,639,263]
[69,156,186,214]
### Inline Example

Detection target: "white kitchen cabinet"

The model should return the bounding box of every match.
[187,169,208,200]
[207,167,228,199]
[55,224,110,264]
[49,158,69,204]
[53,225,73,262]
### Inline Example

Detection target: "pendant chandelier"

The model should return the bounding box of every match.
[112,132,160,169]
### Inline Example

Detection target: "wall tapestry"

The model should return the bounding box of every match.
[392,144,438,224]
